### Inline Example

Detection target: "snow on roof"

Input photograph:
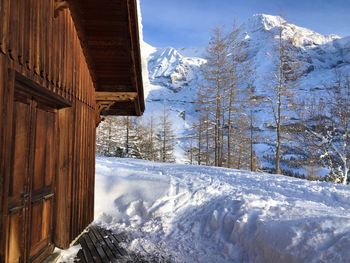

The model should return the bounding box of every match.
[136,0,153,99]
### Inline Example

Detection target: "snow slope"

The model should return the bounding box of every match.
[94,157,350,263]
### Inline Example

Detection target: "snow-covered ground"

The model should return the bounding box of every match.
[89,157,350,263]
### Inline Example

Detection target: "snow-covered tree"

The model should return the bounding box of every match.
[96,117,124,156]
[157,106,176,163]
[266,18,300,174]
[139,114,159,161]
[200,26,229,167]
[299,71,350,184]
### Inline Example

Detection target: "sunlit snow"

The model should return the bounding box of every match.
[93,157,350,263]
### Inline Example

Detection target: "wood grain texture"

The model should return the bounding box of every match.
[0,1,96,260]
[0,0,144,262]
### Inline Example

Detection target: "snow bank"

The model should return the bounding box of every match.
[95,157,350,263]
[57,245,82,262]
[136,0,154,99]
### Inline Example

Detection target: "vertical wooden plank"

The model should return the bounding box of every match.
[78,102,82,236]
[17,0,24,65]
[66,105,73,243]
[8,0,19,60]
[0,56,6,262]
[83,104,87,227]
[73,25,77,101]
[71,101,78,240]
[63,12,68,99]
[51,1,58,90]
[55,108,72,249]
[90,108,94,223]
[51,5,56,88]
[92,108,96,222]
[23,0,30,69]
[29,0,34,70]
[47,0,53,83]
[78,103,82,233]
[39,0,45,78]
[68,16,73,100]
[1,69,14,263]
[34,0,40,75]
[0,0,3,52]
[0,0,10,54]
[57,13,63,95]
[73,102,78,239]
[28,0,35,71]
[81,105,84,231]
[0,57,3,221]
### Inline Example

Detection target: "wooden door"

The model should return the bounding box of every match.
[5,95,31,263]
[28,103,56,262]
[5,91,56,263]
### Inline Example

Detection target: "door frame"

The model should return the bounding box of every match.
[0,70,71,263]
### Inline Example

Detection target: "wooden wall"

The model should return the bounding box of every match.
[0,0,97,256]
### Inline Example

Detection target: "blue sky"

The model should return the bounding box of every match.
[140,0,350,48]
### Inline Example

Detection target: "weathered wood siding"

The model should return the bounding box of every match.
[0,0,97,260]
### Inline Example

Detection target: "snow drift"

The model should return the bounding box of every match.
[94,157,350,263]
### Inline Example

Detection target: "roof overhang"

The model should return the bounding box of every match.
[68,0,145,116]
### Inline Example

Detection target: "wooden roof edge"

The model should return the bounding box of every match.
[101,107,142,117]
[67,0,145,116]
[96,91,138,102]
[65,0,100,90]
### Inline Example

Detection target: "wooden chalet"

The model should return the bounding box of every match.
[0,0,144,262]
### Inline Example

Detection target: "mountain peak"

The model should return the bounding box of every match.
[246,14,286,31]
[241,14,340,47]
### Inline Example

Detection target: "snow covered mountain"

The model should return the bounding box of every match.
[141,14,350,169]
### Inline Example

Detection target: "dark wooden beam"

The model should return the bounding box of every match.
[96,91,138,102]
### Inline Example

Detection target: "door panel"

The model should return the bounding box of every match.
[44,112,55,187]
[6,98,31,263]
[30,202,42,251]
[33,108,46,192]
[29,104,56,261]
[8,99,30,207]
[42,198,53,239]
[29,197,54,261]
[7,212,23,263]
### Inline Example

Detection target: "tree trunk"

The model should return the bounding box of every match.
[126,117,129,156]
[276,29,283,175]
[250,110,254,171]
[276,96,281,174]
[342,162,348,185]
[198,118,202,165]
[206,114,209,165]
